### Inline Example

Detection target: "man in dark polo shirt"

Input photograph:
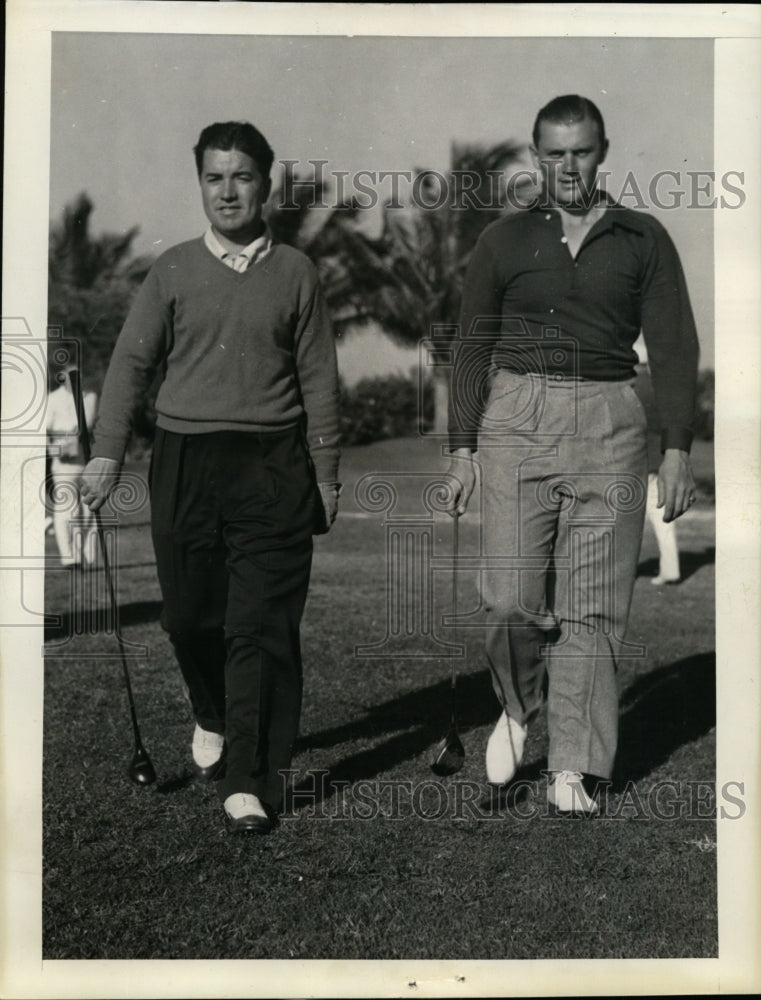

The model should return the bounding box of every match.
[81,122,341,834]
[446,95,698,813]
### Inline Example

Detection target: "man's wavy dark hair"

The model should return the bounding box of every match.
[193,121,275,177]
[532,95,607,148]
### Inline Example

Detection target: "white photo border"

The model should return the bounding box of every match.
[2,3,760,997]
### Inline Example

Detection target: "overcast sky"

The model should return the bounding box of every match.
[49,33,716,364]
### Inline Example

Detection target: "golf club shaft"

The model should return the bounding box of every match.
[450,512,459,726]
[69,368,146,751]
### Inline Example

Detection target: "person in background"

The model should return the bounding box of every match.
[46,367,99,569]
[633,348,682,585]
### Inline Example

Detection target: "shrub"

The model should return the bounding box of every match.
[339,372,433,446]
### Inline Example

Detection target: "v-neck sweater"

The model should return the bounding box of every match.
[93,238,340,481]
[448,203,699,454]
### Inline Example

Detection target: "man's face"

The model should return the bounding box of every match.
[199,147,272,245]
[531,117,608,209]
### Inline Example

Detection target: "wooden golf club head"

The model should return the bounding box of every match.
[128,744,156,786]
[431,726,465,777]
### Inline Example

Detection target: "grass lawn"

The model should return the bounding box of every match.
[43,436,717,960]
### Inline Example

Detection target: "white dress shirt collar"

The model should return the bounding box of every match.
[203,227,273,271]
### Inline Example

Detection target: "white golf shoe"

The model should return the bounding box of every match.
[224,792,271,834]
[191,723,225,779]
[485,710,527,784]
[547,770,600,815]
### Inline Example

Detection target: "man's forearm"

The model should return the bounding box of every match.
[91,269,168,461]
[294,283,341,482]
[300,382,341,482]
[93,357,157,462]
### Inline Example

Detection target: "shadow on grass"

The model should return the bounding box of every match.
[295,650,715,807]
[292,669,498,803]
[155,770,196,794]
[636,546,715,584]
[612,650,715,790]
[44,598,163,642]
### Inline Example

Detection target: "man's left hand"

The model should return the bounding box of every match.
[318,482,341,530]
[657,449,697,523]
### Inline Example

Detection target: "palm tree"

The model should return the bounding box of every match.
[48,193,155,392]
[265,178,367,332]
[270,141,528,431]
[49,192,154,289]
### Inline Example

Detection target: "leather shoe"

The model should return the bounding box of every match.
[192,723,225,780]
[224,792,272,835]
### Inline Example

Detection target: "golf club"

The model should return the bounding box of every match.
[69,368,156,786]
[431,512,465,777]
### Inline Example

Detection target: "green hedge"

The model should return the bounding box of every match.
[339,373,433,446]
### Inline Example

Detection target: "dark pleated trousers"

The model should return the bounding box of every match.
[149,426,317,809]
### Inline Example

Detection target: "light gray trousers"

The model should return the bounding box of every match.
[478,370,648,779]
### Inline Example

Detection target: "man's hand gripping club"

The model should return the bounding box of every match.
[80,457,121,512]
[445,448,477,517]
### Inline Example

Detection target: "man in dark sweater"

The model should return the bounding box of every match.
[82,122,341,833]
[446,96,699,813]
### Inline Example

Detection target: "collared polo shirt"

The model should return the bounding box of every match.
[448,202,699,453]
